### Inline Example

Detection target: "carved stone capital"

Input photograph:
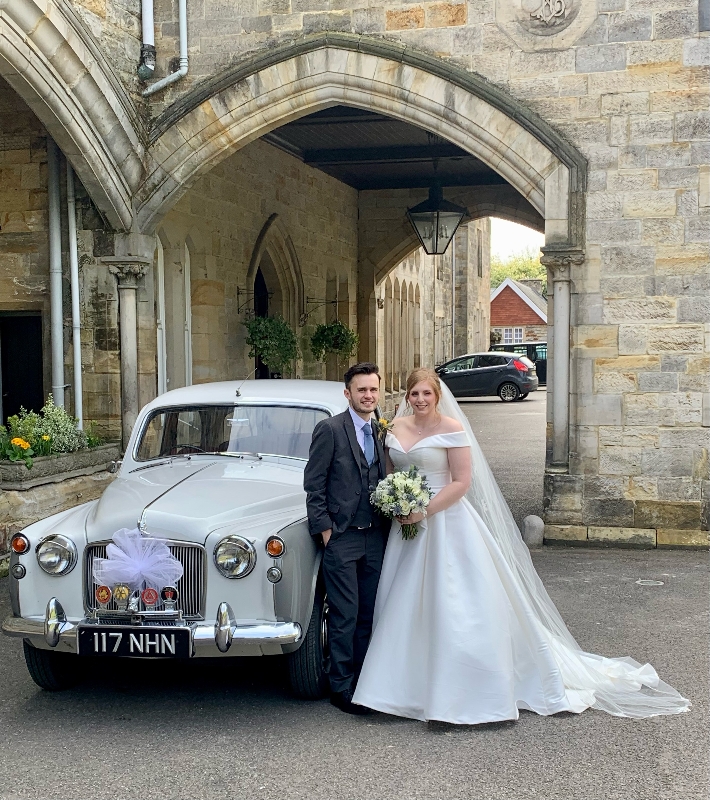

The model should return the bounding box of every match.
[102,257,150,288]
[540,247,585,281]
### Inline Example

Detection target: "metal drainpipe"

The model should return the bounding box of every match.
[47,139,65,408]
[451,233,456,360]
[137,0,156,81]
[142,0,188,97]
[66,163,83,429]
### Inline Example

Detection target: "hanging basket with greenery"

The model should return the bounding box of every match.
[310,320,359,363]
[244,315,300,375]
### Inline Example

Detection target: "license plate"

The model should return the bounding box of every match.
[78,626,191,658]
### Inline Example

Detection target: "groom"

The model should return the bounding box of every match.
[304,362,387,715]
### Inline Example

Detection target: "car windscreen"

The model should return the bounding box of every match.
[136,404,329,461]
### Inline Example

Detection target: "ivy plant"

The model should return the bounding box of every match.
[244,315,300,375]
[310,320,359,363]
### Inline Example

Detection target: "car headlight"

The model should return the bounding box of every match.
[36,535,77,575]
[214,535,256,579]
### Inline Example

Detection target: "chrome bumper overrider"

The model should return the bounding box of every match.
[2,599,301,656]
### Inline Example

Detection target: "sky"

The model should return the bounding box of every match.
[490,217,545,261]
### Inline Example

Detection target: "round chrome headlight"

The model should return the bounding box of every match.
[36,535,77,575]
[214,535,256,579]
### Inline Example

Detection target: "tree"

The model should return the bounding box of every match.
[490,248,547,296]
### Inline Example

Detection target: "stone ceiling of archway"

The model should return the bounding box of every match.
[261,105,508,192]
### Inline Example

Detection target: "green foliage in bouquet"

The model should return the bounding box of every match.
[244,315,300,375]
[310,320,359,363]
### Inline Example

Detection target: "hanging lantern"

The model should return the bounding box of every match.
[406,185,468,255]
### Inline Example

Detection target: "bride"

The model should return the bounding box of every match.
[352,368,690,723]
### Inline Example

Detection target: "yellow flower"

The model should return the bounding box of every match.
[42,435,51,441]
[10,437,30,450]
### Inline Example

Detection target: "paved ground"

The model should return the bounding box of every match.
[0,390,707,800]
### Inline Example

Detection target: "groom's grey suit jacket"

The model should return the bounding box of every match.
[304,410,386,538]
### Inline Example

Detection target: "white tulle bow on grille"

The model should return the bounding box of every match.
[92,528,184,590]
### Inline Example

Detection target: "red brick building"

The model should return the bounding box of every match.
[490,278,547,346]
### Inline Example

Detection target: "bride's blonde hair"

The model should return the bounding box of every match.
[405,368,442,406]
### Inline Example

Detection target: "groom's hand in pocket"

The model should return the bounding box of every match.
[321,529,332,547]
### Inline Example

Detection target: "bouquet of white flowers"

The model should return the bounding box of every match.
[370,465,434,540]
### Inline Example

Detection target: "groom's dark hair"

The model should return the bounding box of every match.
[344,362,381,388]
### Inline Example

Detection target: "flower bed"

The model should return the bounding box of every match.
[1,395,105,470]
[0,443,121,490]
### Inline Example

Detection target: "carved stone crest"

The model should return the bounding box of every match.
[529,0,569,30]
[496,0,597,51]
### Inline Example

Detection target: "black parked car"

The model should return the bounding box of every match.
[435,352,539,402]
[490,341,547,384]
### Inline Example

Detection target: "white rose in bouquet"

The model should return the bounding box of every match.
[370,465,434,540]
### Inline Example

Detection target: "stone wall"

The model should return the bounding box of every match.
[157,138,359,384]
[5,1,708,543]
[0,77,132,441]
[0,471,115,555]
[0,76,50,387]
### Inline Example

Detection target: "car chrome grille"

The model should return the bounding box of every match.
[85,541,205,619]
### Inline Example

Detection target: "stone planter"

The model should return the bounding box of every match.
[0,444,121,491]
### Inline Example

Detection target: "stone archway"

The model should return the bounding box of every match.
[138,33,586,469]
[140,34,585,241]
[0,0,142,229]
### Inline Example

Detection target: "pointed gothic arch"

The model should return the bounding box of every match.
[247,214,305,332]
[0,0,142,229]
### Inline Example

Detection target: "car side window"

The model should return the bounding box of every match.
[477,355,508,368]
[447,357,475,371]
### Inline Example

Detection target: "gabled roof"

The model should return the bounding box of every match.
[490,278,547,323]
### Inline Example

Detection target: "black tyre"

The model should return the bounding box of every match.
[498,382,520,402]
[287,590,329,699]
[514,392,529,402]
[23,640,79,691]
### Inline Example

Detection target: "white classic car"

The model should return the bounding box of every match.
[3,380,349,697]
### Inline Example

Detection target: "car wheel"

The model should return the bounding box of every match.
[514,393,529,402]
[23,640,79,691]
[287,588,329,699]
[498,383,520,402]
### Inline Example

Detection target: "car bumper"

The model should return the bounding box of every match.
[3,603,301,658]
[522,377,539,392]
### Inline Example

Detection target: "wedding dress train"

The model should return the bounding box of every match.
[351,393,690,724]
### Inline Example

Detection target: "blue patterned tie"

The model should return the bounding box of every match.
[363,422,375,466]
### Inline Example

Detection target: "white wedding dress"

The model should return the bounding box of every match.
[352,396,690,723]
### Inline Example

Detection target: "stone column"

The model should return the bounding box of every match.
[540,247,585,469]
[102,257,150,450]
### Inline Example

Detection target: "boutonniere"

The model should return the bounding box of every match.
[374,417,395,444]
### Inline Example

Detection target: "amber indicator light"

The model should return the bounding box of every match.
[11,535,29,554]
[266,538,285,557]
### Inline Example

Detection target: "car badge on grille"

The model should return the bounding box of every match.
[141,587,159,609]
[160,586,179,611]
[113,583,131,611]
[128,589,141,613]
[95,585,112,608]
